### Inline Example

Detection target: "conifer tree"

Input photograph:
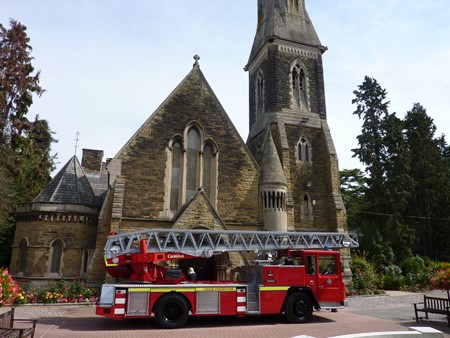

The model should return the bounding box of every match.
[351,77,415,261]
[0,19,56,267]
[403,103,450,258]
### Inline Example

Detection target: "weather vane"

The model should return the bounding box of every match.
[74,131,80,156]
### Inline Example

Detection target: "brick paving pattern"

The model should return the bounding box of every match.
[6,290,450,338]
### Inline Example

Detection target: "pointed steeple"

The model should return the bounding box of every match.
[261,132,287,187]
[248,0,323,66]
[260,132,288,232]
[34,156,100,207]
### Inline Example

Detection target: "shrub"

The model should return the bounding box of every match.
[400,256,425,275]
[430,268,450,290]
[383,274,405,290]
[0,268,23,307]
[381,264,405,290]
[348,252,379,295]
[32,279,97,303]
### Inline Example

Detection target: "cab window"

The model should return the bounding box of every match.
[318,255,337,275]
[305,255,316,275]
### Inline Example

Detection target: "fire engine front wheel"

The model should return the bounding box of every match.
[284,292,313,323]
[154,294,190,329]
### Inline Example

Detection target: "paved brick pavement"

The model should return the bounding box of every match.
[7,292,450,338]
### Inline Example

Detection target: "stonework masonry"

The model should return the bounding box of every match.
[10,0,350,286]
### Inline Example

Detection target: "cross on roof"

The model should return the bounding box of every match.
[193,54,200,67]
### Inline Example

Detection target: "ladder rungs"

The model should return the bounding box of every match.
[104,228,359,259]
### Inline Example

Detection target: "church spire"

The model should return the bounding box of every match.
[260,131,288,232]
[248,0,324,66]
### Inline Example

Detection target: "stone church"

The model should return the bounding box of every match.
[10,0,347,286]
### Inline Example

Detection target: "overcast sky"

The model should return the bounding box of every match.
[2,0,449,175]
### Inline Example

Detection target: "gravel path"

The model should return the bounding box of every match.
[347,289,448,310]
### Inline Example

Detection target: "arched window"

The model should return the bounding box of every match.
[202,144,213,199]
[186,128,200,201]
[301,194,313,220]
[164,123,219,216]
[170,142,182,211]
[297,136,312,163]
[255,70,265,119]
[18,238,28,274]
[292,62,308,109]
[50,240,63,274]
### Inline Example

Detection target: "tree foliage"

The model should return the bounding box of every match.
[403,103,450,259]
[343,76,450,263]
[0,19,56,267]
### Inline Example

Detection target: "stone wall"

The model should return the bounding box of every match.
[11,212,97,278]
[117,67,260,226]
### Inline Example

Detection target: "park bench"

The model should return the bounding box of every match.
[0,308,37,338]
[413,294,450,327]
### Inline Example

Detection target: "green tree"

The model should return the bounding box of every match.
[403,103,450,259]
[0,19,56,267]
[340,168,367,228]
[352,76,389,203]
[351,77,415,262]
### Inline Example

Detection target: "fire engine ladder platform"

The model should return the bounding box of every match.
[104,228,359,259]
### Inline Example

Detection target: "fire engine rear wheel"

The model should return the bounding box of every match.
[284,292,313,323]
[154,294,190,329]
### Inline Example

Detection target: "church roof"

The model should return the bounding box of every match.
[260,132,287,187]
[248,0,323,66]
[34,156,101,207]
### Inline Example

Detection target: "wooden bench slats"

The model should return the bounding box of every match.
[0,328,34,338]
[414,294,450,327]
[0,308,36,338]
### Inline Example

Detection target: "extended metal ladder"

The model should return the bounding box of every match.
[104,228,359,259]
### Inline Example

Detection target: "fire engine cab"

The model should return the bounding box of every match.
[96,228,358,329]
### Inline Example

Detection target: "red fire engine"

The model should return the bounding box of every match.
[96,228,358,329]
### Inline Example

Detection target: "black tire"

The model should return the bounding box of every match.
[284,292,313,323]
[154,294,189,329]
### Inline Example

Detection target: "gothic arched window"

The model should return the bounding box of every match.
[292,62,308,109]
[170,141,182,211]
[202,144,213,199]
[18,238,28,274]
[297,136,312,163]
[255,70,265,119]
[164,123,218,216]
[50,239,63,274]
[186,128,201,201]
[301,194,313,220]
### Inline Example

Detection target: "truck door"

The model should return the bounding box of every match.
[317,253,343,305]
[303,254,318,296]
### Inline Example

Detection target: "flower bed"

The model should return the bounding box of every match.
[1,268,97,306]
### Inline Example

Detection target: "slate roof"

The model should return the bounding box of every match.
[84,161,109,197]
[34,156,102,207]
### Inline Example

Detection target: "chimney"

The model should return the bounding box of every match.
[81,148,104,172]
